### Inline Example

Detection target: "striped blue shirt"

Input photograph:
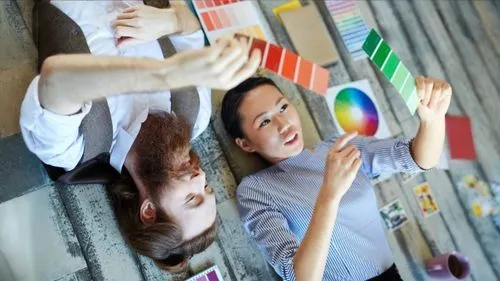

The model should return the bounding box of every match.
[237,136,423,281]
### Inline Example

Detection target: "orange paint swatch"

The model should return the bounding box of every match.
[201,12,214,31]
[209,10,222,29]
[296,59,313,88]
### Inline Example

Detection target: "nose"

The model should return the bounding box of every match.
[276,115,290,134]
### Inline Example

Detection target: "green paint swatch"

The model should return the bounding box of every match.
[362,29,419,115]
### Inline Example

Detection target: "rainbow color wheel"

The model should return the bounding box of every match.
[333,87,379,136]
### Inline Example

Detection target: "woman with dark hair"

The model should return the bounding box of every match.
[20,0,261,272]
[221,76,452,280]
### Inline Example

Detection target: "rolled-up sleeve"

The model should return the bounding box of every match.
[351,136,424,179]
[19,76,91,170]
[237,176,298,281]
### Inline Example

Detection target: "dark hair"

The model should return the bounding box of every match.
[221,77,279,139]
[108,114,217,273]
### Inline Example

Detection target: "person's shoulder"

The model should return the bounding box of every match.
[237,167,276,197]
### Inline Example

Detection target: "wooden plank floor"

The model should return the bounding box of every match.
[0,0,499,281]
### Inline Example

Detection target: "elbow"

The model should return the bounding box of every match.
[40,56,60,78]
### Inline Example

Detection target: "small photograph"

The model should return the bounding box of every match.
[379,199,409,232]
[185,265,224,281]
[413,182,440,217]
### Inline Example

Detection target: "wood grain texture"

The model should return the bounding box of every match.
[472,0,500,55]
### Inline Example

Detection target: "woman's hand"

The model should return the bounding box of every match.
[321,132,361,201]
[113,3,200,48]
[164,37,262,90]
[415,76,452,124]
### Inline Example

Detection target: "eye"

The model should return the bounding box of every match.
[280,103,288,113]
[205,184,214,193]
[259,119,270,128]
[185,193,196,204]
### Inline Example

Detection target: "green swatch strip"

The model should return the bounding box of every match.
[362,29,419,115]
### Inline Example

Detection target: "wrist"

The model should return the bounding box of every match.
[419,116,445,131]
[318,185,342,206]
[161,8,181,35]
[157,55,181,89]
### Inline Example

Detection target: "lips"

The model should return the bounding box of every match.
[284,132,299,146]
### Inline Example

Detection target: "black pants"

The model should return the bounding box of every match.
[367,264,403,281]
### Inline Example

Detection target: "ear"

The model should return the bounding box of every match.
[139,199,157,226]
[235,137,256,153]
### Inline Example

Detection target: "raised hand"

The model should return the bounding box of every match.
[415,76,453,123]
[322,132,362,201]
[164,37,262,90]
[113,3,200,48]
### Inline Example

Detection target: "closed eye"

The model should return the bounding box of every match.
[185,193,196,204]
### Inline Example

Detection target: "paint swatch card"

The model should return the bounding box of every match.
[362,29,420,115]
[193,0,240,9]
[413,182,440,217]
[325,0,370,60]
[324,80,391,138]
[193,0,269,44]
[280,5,339,66]
[239,35,330,95]
[185,265,224,281]
[445,115,477,160]
[379,199,409,232]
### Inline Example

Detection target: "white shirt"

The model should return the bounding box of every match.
[20,0,211,172]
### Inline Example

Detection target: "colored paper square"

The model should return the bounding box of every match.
[194,1,205,9]
[391,64,409,91]
[311,65,329,95]
[281,49,298,81]
[362,29,381,57]
[207,271,219,281]
[250,38,268,66]
[196,276,208,281]
[205,0,214,7]
[401,76,416,101]
[382,53,400,80]
[222,0,231,4]
[265,44,283,73]
[214,0,223,6]
[445,115,477,160]
[209,10,222,30]
[372,41,391,68]
[217,9,230,28]
[296,59,313,88]
[201,12,215,31]
[225,8,239,26]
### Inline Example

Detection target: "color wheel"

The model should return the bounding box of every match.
[333,87,379,136]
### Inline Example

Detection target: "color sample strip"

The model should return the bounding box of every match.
[362,29,419,115]
[241,35,329,95]
[324,0,370,60]
[194,1,269,44]
[185,265,223,281]
[194,0,239,10]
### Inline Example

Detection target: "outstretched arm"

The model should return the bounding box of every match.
[39,38,261,115]
[411,76,452,169]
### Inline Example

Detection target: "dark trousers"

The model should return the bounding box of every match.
[367,264,403,281]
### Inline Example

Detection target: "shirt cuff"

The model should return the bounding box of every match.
[168,30,205,52]
[397,138,426,174]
